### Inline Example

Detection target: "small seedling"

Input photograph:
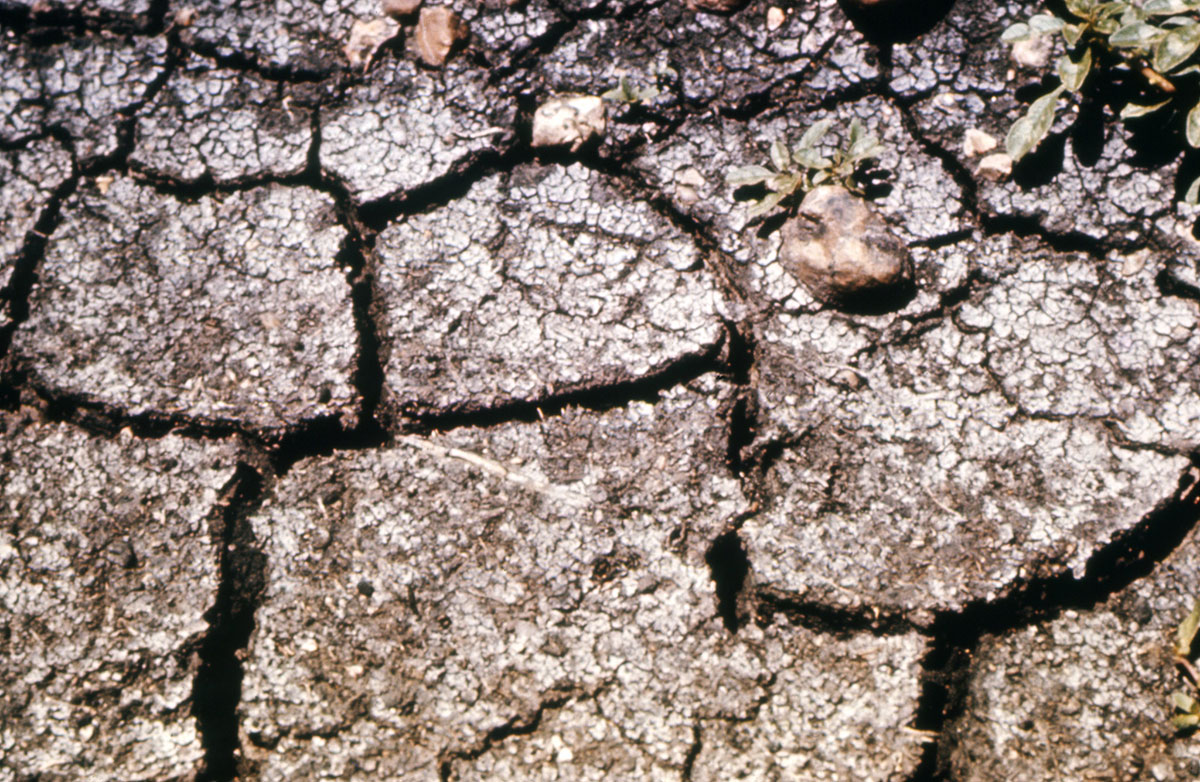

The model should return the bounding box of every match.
[601,75,661,105]
[725,118,885,218]
[1170,597,1200,730]
[1002,0,1200,201]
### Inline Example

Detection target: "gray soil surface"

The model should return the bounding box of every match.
[2,0,1200,779]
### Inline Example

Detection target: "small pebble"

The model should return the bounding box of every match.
[414,6,469,67]
[343,17,400,70]
[962,129,997,158]
[531,96,606,152]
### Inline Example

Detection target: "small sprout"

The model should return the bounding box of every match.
[1000,0,1200,171]
[1176,596,1200,657]
[1171,597,1200,732]
[601,75,661,105]
[725,118,886,219]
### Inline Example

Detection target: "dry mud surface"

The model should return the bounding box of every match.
[2,0,1200,779]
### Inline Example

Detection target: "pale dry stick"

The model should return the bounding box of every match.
[397,434,592,509]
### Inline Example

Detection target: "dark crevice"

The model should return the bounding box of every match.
[1157,265,1200,303]
[893,94,1127,260]
[705,529,751,633]
[0,174,76,363]
[179,35,336,83]
[398,332,726,434]
[438,688,584,782]
[192,463,268,782]
[908,462,1200,780]
[16,374,249,442]
[722,318,758,479]
[680,723,703,781]
[358,143,528,229]
[753,586,913,638]
[0,0,169,42]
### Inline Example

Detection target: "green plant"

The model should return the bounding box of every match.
[601,75,661,105]
[1002,0,1200,200]
[725,118,885,218]
[1170,597,1200,730]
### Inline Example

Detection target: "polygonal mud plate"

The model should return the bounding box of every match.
[534,0,876,120]
[374,163,725,414]
[238,381,927,780]
[950,469,1200,781]
[131,54,313,183]
[0,412,239,781]
[14,177,359,429]
[744,238,1198,618]
[180,0,376,71]
[320,59,515,204]
[0,137,72,292]
[0,36,168,159]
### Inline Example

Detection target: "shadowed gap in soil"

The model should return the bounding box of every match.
[907,461,1200,781]
[399,330,728,433]
[192,463,268,782]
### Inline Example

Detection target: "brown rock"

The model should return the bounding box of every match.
[343,17,400,71]
[685,0,749,13]
[414,6,469,67]
[381,0,421,19]
[779,186,913,310]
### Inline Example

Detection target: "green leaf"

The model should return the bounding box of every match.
[1173,713,1200,730]
[1006,87,1065,161]
[1065,0,1096,18]
[1154,22,1200,72]
[1186,175,1200,204]
[1029,13,1064,34]
[1057,48,1093,92]
[1145,0,1192,14]
[1062,23,1084,45]
[1119,98,1171,117]
[769,139,791,172]
[768,172,801,195]
[848,134,885,163]
[1188,102,1200,147]
[811,169,831,185]
[797,119,834,151]
[1177,597,1200,656]
[792,149,833,169]
[1173,691,1200,712]
[847,118,865,148]
[1109,21,1164,49]
[1001,22,1032,42]
[726,165,775,186]
[746,189,785,217]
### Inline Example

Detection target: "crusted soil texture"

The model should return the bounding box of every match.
[2,0,1200,780]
